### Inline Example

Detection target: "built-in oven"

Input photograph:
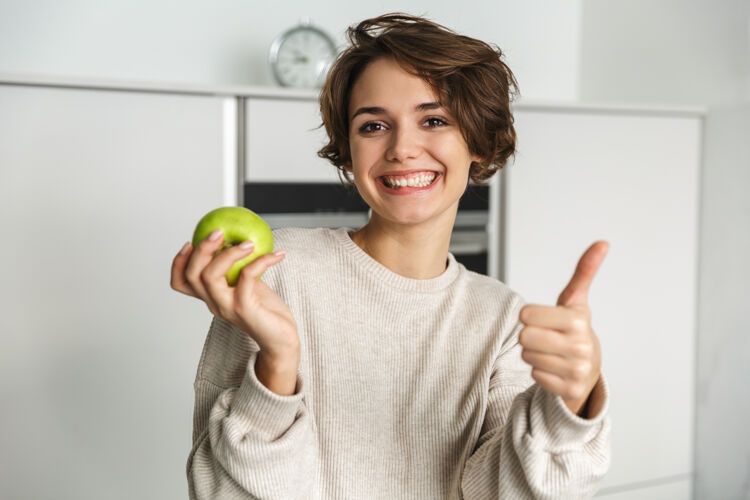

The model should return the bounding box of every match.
[243,181,495,276]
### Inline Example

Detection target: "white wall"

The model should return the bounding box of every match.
[580,0,750,105]
[580,0,750,107]
[0,0,582,101]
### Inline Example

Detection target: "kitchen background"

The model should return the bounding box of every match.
[0,1,748,499]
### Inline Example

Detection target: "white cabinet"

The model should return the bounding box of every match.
[0,84,230,500]
[245,97,339,183]
[503,108,701,497]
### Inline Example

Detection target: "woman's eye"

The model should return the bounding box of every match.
[424,117,447,128]
[359,122,385,133]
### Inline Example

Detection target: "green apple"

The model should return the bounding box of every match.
[191,206,274,286]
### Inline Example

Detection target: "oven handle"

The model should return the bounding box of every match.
[449,230,488,255]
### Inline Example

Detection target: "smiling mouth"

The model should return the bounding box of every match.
[379,171,438,189]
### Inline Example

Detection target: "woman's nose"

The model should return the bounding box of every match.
[386,126,422,163]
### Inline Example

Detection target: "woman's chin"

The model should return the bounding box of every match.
[375,210,445,228]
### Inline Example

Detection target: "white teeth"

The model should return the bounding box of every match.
[383,173,436,188]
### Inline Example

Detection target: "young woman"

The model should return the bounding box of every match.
[171,13,611,499]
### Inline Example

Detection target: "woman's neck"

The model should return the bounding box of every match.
[348,213,455,279]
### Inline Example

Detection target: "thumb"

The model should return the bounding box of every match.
[557,240,610,307]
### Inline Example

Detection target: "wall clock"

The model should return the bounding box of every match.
[269,18,337,89]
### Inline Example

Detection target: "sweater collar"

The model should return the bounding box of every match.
[332,227,462,293]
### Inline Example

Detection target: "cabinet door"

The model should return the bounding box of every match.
[245,97,340,183]
[503,109,701,491]
[0,85,230,499]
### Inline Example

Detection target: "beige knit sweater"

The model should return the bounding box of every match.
[187,226,611,499]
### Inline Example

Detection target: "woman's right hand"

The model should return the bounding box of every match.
[170,229,300,364]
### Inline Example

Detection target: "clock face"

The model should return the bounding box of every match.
[270,26,336,89]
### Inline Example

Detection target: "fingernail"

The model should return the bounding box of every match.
[273,250,286,257]
[208,229,222,241]
[179,242,191,255]
[239,241,254,250]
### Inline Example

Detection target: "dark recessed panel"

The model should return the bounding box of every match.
[454,252,488,276]
[244,182,489,213]
[244,183,368,213]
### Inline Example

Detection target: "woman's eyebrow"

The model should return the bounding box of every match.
[350,102,443,121]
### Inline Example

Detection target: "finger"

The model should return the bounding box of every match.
[231,251,287,348]
[184,229,225,312]
[518,325,576,356]
[202,240,258,313]
[557,240,609,307]
[520,304,588,333]
[522,349,574,379]
[237,250,286,283]
[530,368,569,398]
[170,242,197,297]
[235,250,286,301]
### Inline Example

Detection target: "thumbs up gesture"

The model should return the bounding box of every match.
[518,241,609,418]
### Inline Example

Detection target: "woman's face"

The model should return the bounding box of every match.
[346,57,481,229]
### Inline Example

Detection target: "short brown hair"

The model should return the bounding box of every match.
[317,12,520,186]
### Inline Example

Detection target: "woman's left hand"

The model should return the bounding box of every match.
[518,241,610,417]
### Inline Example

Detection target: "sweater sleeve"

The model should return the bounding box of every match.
[186,317,320,500]
[460,297,612,499]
